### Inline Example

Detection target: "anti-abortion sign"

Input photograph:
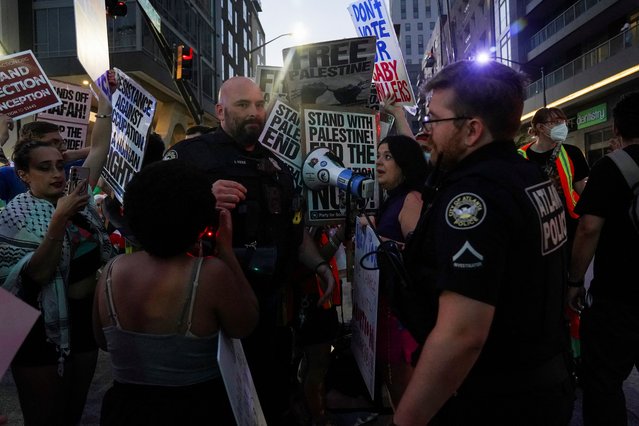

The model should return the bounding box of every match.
[0,50,62,120]
[218,332,267,426]
[255,65,288,106]
[102,68,156,203]
[349,0,416,108]
[352,223,379,399]
[38,80,92,150]
[302,105,379,224]
[259,99,303,190]
[283,36,376,109]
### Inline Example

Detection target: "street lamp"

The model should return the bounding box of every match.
[476,53,546,107]
[249,32,293,55]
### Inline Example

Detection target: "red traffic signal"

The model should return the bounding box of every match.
[106,0,127,17]
[174,45,194,80]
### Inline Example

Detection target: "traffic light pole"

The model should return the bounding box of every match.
[137,5,202,124]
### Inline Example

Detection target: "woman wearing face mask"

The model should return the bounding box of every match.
[518,107,590,246]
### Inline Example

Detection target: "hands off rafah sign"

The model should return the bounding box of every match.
[0,50,61,120]
[38,80,92,150]
[349,0,416,108]
[102,68,156,203]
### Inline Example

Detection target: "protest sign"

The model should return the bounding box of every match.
[218,332,267,426]
[255,65,288,106]
[283,36,376,109]
[302,105,378,224]
[38,80,92,150]
[352,223,379,399]
[102,68,156,202]
[0,50,62,120]
[0,288,40,377]
[259,99,303,190]
[74,0,110,85]
[349,0,417,108]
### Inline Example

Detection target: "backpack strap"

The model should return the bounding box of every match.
[608,149,639,191]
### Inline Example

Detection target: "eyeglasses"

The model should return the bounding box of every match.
[421,115,472,132]
[541,119,566,126]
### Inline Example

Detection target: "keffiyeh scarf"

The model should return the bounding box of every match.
[0,191,112,371]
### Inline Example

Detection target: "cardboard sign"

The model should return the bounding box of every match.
[218,332,267,426]
[0,50,62,120]
[302,105,379,224]
[349,0,416,107]
[255,65,288,106]
[101,68,156,202]
[0,288,40,377]
[74,0,110,84]
[38,80,92,150]
[352,223,379,399]
[283,36,376,109]
[259,99,303,190]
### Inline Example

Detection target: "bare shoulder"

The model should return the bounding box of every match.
[403,190,423,207]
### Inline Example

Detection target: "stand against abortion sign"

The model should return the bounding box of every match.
[302,105,379,224]
[102,69,156,202]
[38,80,93,150]
[283,37,376,109]
[349,0,416,108]
[0,50,62,120]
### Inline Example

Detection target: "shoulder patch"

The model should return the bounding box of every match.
[163,150,178,160]
[445,192,486,229]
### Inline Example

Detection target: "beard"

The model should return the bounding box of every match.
[230,115,264,148]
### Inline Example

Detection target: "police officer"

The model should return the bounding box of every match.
[164,76,334,424]
[392,61,574,425]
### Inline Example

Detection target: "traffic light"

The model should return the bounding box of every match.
[105,0,127,17]
[174,45,194,80]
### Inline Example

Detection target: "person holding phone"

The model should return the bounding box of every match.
[0,140,114,425]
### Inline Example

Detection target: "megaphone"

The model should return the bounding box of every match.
[302,147,375,199]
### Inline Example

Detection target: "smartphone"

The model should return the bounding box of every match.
[66,166,90,194]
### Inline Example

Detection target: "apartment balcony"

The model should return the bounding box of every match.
[523,23,639,115]
[527,0,618,62]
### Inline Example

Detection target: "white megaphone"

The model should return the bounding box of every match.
[302,147,375,199]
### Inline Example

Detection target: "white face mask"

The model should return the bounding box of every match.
[549,123,568,142]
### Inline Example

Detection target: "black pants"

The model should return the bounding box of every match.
[581,299,639,426]
[431,377,574,426]
[242,293,293,425]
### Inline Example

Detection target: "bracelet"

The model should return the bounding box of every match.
[46,235,64,242]
[567,278,584,288]
[314,260,330,274]
[95,113,111,118]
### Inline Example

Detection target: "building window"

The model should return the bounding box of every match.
[430,21,435,30]
[413,0,419,19]
[406,23,411,32]
[418,34,424,52]
[498,0,508,36]
[33,6,77,57]
[400,0,406,19]
[418,22,423,31]
[405,35,412,55]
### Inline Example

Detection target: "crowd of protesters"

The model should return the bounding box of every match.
[0,59,638,426]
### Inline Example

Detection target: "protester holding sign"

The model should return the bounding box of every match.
[93,160,258,425]
[0,140,114,425]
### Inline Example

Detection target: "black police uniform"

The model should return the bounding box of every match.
[401,141,574,425]
[164,128,304,423]
[574,144,639,425]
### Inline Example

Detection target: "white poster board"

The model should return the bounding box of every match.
[349,0,416,108]
[218,332,267,426]
[0,288,40,377]
[74,0,110,83]
[101,68,156,202]
[352,223,380,399]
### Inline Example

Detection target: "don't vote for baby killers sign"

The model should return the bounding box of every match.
[0,50,61,120]
[101,68,156,202]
